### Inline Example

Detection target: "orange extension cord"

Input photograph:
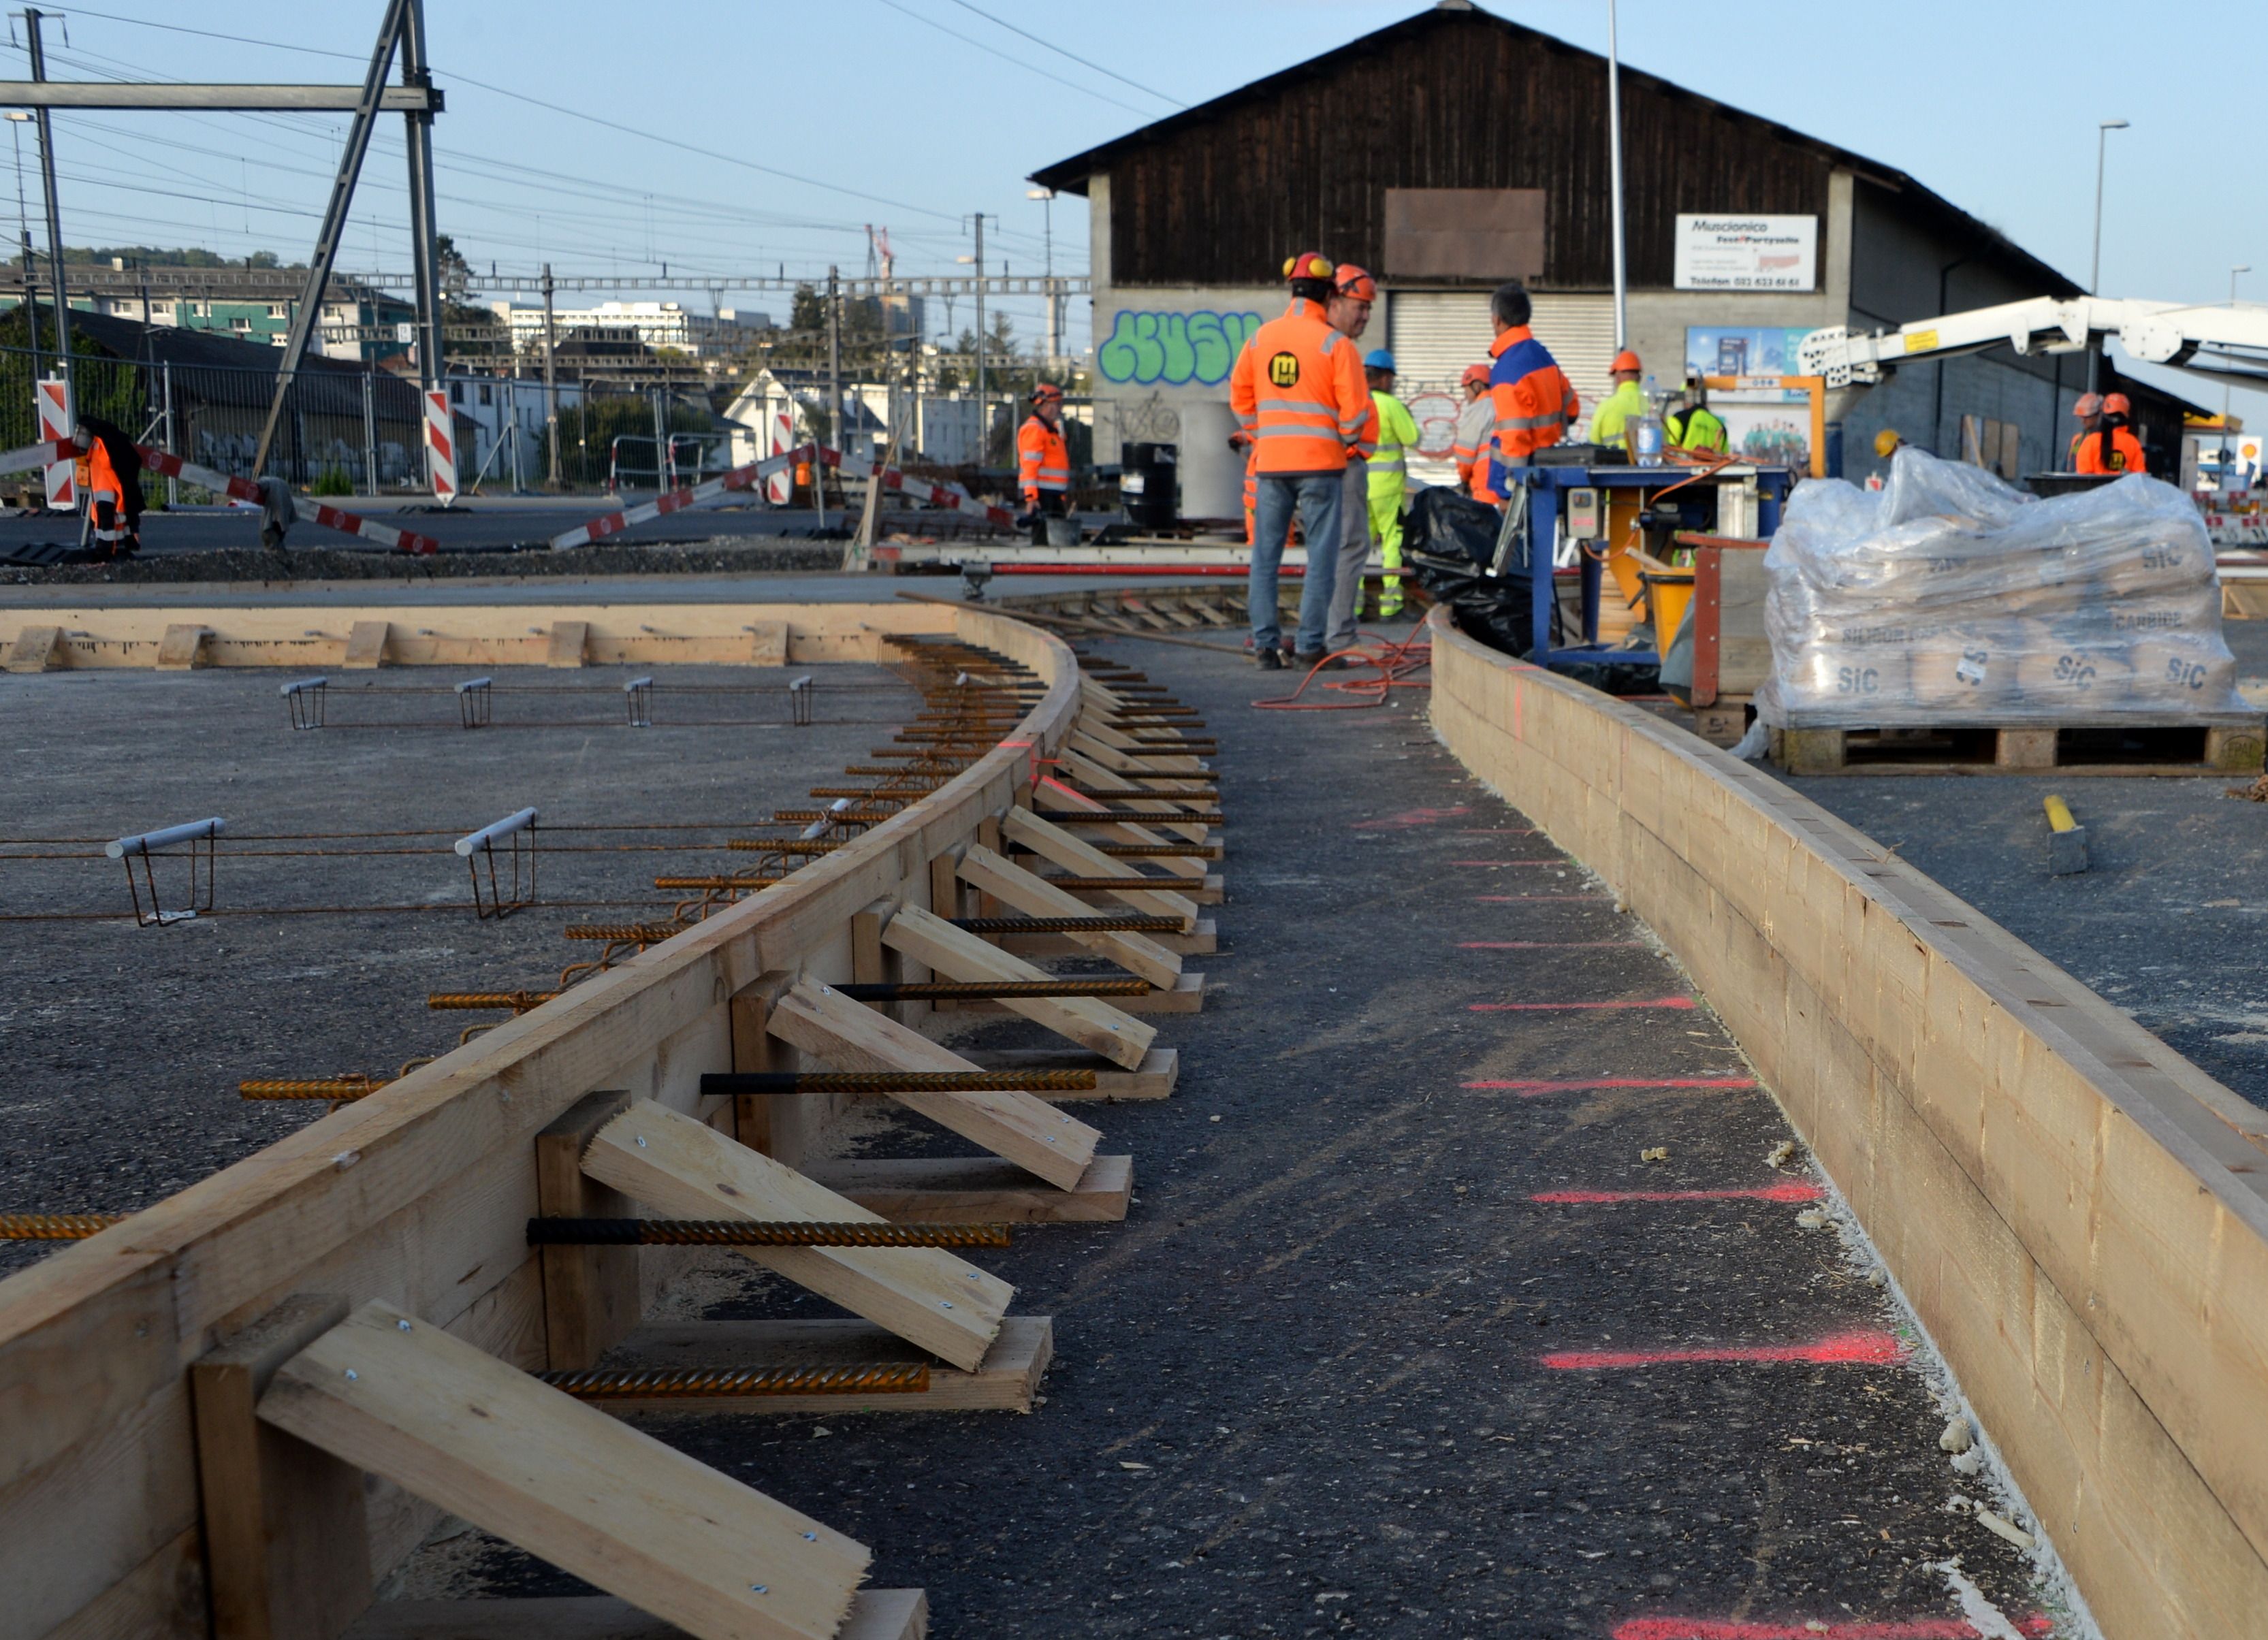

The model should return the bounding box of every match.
[1252,628,1433,711]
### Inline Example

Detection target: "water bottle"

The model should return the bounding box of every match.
[1632,375,1665,468]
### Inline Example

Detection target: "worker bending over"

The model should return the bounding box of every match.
[1229,251,1371,670]
[2074,392,2146,475]
[1485,280,1579,497]
[1016,382,1071,544]
[1360,349,1416,621]
[1665,386,1727,454]
[1452,363,1497,504]
[1320,264,1377,662]
[1588,350,1646,452]
[75,415,144,560]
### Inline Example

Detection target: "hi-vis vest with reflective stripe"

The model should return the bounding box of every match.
[1017,415,1069,494]
[1229,298,1371,477]
[1367,390,1419,489]
[1486,325,1578,496]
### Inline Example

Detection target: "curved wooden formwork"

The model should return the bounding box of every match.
[1426,605,2268,1639]
[0,601,1220,1640]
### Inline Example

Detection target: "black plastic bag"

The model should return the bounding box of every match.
[1405,487,1537,658]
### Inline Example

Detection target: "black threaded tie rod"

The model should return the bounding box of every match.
[703,1069,1097,1095]
[950,914,1183,934]
[834,979,1152,1000]
[527,1218,1010,1248]
[538,1363,931,1400]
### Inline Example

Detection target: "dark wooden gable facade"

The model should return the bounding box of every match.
[1032,3,2073,300]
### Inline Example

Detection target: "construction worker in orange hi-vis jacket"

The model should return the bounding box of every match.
[1017,381,1072,544]
[2073,392,2147,475]
[1229,251,1371,670]
[1452,363,1498,504]
[2064,392,2103,468]
[1483,280,1579,500]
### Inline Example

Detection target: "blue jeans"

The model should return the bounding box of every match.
[1249,471,1343,654]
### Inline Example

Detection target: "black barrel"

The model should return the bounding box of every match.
[1120,441,1179,529]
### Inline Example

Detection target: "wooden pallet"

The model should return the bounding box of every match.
[1771,718,2267,777]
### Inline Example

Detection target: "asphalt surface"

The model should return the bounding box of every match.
[0,660,916,1279]
[1768,615,2268,1112]
[383,630,2062,1637]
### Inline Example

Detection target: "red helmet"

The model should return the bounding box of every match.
[1282,251,1335,284]
[1031,381,1064,404]
[2073,392,2103,417]
[1461,362,1492,388]
[1331,263,1376,303]
[2101,392,2132,417]
[1610,350,1642,375]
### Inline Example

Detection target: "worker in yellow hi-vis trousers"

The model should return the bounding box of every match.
[1360,349,1418,618]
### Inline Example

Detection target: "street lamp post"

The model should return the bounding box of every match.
[1605,0,1627,351]
[1027,186,1057,364]
[2087,118,2128,393]
[2224,265,2250,482]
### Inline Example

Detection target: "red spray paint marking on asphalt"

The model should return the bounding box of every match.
[1543,1329,1906,1370]
[1532,1183,1824,1204]
[1450,858,1565,867]
[1475,894,1608,903]
[1612,1618,2051,1639]
[1462,1076,1754,1093]
[1352,805,1471,830]
[1454,827,1540,835]
[1469,997,1695,1012]
[1458,940,1641,949]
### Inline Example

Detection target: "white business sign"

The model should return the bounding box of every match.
[1674,214,1817,292]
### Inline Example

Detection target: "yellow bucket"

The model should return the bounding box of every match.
[1639,569,1695,644]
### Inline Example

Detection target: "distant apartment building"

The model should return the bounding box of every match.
[0,263,420,364]
[486,299,770,359]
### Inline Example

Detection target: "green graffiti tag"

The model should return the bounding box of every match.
[1098,308,1263,387]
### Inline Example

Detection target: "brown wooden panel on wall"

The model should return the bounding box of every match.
[1382,189,1544,280]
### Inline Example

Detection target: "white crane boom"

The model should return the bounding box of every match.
[1800,295,2268,391]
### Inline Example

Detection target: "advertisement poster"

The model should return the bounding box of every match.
[1673,215,1818,291]
[1684,326,1816,379]
[1700,377,1827,477]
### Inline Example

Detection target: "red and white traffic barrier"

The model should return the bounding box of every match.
[545,447,805,550]
[424,388,458,504]
[35,379,73,509]
[822,443,1021,530]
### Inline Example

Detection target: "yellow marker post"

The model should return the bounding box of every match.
[2043,794,2088,875]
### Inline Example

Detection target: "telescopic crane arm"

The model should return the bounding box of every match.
[1800,295,2268,391]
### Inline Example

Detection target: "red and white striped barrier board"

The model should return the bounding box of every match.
[821,444,1020,530]
[767,406,793,504]
[36,377,73,509]
[306,501,440,556]
[424,388,458,504]
[545,447,805,551]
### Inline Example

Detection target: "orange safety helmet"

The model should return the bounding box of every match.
[1031,381,1064,404]
[1461,362,1492,388]
[2101,392,2132,417]
[2073,392,2103,417]
[1610,350,1642,376]
[1283,251,1335,284]
[1331,263,1377,303]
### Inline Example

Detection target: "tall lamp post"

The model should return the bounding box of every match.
[1605,0,1627,351]
[2224,265,2250,483]
[1027,187,1057,364]
[2087,118,2128,393]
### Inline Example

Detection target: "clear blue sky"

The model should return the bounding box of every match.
[17,1,2261,424]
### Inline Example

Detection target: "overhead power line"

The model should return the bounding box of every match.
[937,0,1185,108]
[870,0,1152,117]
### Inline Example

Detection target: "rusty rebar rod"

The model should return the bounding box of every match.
[239,1075,388,1101]
[428,991,560,1013]
[702,1069,1097,1096]
[771,809,896,826]
[526,1217,1010,1248]
[651,876,779,892]
[1091,843,1221,858]
[1047,811,1226,826]
[561,922,684,942]
[538,1363,931,1400]
[1037,876,1196,892]
[726,839,844,855]
[0,1213,125,1239]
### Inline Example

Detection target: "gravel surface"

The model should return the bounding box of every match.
[2,536,848,586]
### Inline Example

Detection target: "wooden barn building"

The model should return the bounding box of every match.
[1032,0,2201,515]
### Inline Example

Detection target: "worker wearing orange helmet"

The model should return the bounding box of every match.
[1322,263,1381,660]
[1587,349,1648,453]
[2074,392,2147,475]
[1452,363,1497,502]
[1484,280,1580,495]
[1228,251,1371,669]
[2064,392,2104,469]
[1017,381,1072,544]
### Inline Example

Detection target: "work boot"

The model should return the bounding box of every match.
[1294,652,1347,672]
[1253,646,1285,671]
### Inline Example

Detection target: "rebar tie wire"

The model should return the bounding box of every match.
[538,1363,931,1400]
[526,1217,1011,1248]
[703,1069,1098,1095]
[0,1213,126,1239]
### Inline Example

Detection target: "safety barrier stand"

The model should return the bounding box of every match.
[455,807,537,919]
[624,676,653,729]
[789,673,815,726]
[280,677,327,730]
[455,676,492,730]
[107,816,224,927]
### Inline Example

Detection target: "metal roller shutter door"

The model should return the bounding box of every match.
[1387,291,1618,470]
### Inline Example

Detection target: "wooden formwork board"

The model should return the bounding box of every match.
[1426,606,2268,1640]
[0,602,953,670]
[0,600,1083,1640]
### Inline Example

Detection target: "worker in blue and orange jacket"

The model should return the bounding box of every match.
[2074,392,2147,475]
[1016,381,1071,544]
[1452,363,1499,503]
[1484,280,1579,500]
[1228,251,1371,669]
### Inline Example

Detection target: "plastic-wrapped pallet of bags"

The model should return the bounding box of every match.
[1755,447,2242,727]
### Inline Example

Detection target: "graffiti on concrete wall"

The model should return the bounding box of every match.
[1097,308,1263,387]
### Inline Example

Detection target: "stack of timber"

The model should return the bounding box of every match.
[0,600,1226,1640]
